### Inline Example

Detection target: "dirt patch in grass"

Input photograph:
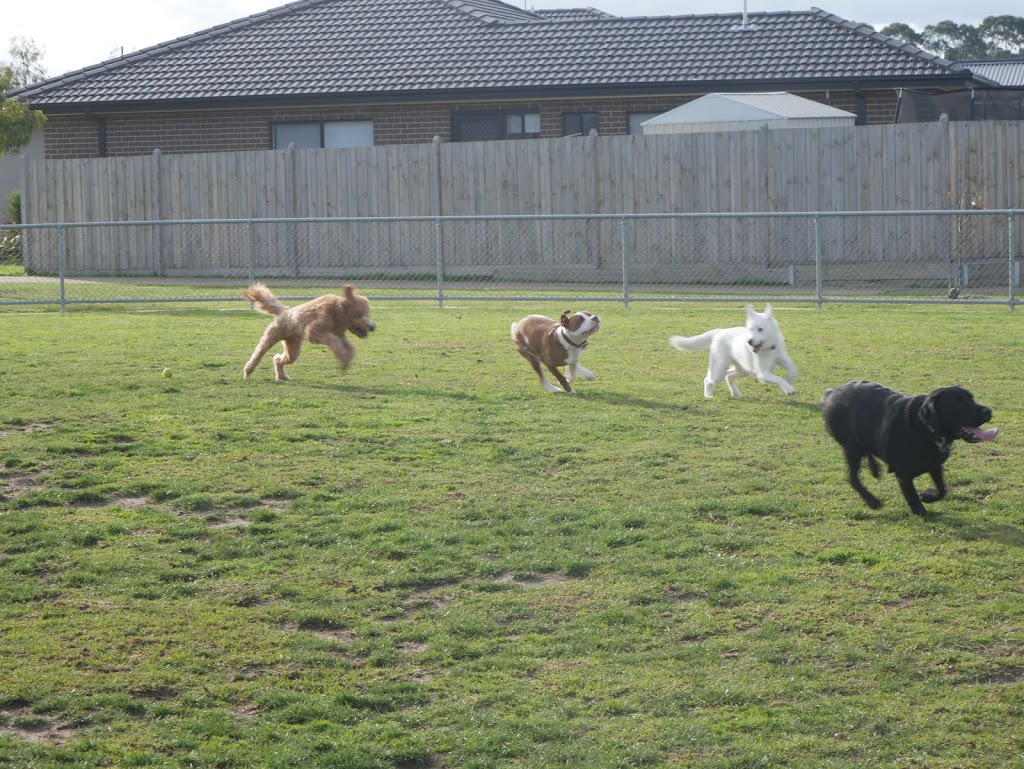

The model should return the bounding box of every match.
[496,572,568,587]
[665,589,705,605]
[0,421,59,439]
[0,704,76,746]
[404,589,450,612]
[205,513,251,529]
[0,470,47,501]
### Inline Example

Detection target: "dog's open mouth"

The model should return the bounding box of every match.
[960,425,998,443]
[749,341,763,353]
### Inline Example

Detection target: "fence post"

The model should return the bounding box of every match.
[431,137,445,308]
[1009,214,1016,312]
[58,224,66,313]
[620,216,630,308]
[435,218,445,308]
[814,215,823,310]
[152,149,163,276]
[247,219,257,288]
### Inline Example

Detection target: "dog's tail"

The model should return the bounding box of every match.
[243,283,288,317]
[669,331,716,352]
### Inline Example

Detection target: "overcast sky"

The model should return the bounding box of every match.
[5,0,1017,81]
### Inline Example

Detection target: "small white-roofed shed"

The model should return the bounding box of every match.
[642,92,857,134]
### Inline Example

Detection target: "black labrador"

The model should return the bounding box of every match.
[821,381,996,515]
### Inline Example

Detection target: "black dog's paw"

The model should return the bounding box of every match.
[859,492,883,510]
[920,489,945,503]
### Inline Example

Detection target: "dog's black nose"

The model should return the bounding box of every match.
[980,406,992,422]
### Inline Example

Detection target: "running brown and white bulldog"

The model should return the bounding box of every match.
[510,311,600,394]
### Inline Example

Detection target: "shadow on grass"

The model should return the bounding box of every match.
[939,517,1024,547]
[294,380,695,413]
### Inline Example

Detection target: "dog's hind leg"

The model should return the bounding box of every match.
[272,338,302,381]
[843,447,882,510]
[244,326,284,379]
[919,468,947,505]
[866,455,882,478]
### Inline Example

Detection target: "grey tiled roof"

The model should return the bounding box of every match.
[534,8,617,21]
[15,0,974,110]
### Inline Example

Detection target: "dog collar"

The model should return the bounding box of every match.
[919,416,951,460]
[558,328,587,349]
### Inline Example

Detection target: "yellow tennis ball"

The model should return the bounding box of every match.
[162,368,172,378]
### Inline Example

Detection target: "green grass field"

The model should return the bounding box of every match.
[1,301,1022,769]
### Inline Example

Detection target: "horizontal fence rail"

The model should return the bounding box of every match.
[1,210,1021,311]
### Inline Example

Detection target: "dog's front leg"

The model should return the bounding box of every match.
[896,475,929,515]
[920,468,947,504]
[723,366,743,398]
[324,333,355,370]
[545,363,575,394]
[780,355,798,384]
[570,363,597,381]
[519,349,562,393]
[760,372,796,395]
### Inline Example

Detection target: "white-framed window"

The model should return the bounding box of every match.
[272,120,374,149]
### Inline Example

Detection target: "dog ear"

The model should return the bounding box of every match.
[343,284,356,298]
[919,394,943,436]
[763,303,774,317]
[560,311,572,326]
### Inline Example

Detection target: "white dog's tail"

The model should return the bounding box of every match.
[243,283,288,317]
[669,331,717,352]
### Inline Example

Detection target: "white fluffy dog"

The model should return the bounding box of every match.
[669,304,797,398]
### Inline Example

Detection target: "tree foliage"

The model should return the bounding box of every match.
[881,14,1024,60]
[0,36,47,156]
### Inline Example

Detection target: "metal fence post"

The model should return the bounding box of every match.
[58,224,66,313]
[814,215,823,310]
[1009,214,1016,312]
[247,219,256,288]
[435,217,445,308]
[620,216,630,308]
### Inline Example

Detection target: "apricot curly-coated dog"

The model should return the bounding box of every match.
[242,283,375,381]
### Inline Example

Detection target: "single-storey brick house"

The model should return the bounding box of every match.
[13,0,992,159]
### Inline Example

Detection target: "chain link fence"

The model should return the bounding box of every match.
[1,210,1021,310]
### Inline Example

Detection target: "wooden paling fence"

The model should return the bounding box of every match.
[16,119,1024,277]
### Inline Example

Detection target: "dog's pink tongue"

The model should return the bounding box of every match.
[966,426,998,441]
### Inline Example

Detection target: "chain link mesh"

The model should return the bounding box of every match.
[1,211,1021,308]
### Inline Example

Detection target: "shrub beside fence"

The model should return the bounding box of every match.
[1,210,1021,310]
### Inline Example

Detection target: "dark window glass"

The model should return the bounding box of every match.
[564,112,599,137]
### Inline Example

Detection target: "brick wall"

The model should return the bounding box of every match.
[43,90,900,159]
